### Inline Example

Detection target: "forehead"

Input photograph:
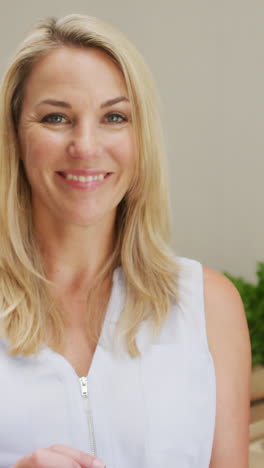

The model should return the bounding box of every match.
[22,46,128,105]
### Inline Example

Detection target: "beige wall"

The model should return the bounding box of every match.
[0,0,263,281]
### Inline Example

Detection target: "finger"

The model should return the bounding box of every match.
[50,444,106,468]
[14,448,81,468]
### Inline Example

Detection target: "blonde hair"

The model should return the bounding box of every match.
[0,14,179,357]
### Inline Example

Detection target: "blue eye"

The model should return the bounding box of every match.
[105,113,127,123]
[42,113,67,124]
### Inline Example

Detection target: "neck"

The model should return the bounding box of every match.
[34,217,115,293]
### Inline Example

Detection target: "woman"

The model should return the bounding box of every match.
[0,14,250,468]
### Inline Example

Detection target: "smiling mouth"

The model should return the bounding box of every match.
[57,172,112,182]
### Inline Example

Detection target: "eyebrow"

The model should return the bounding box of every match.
[100,96,129,108]
[36,96,130,109]
[37,99,72,108]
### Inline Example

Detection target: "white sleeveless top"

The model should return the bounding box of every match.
[0,257,216,468]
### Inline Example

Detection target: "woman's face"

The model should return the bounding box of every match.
[18,46,135,230]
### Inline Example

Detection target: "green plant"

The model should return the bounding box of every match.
[225,262,264,368]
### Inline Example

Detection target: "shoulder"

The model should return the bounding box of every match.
[202,264,250,369]
[202,266,251,466]
[202,265,249,344]
[203,265,245,315]
[176,260,250,354]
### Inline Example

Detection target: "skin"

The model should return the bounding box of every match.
[204,266,251,467]
[15,46,250,467]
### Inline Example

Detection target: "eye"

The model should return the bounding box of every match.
[104,113,127,124]
[41,113,68,124]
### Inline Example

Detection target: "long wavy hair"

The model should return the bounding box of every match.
[0,14,179,357]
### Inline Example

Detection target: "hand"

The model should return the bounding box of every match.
[12,444,106,468]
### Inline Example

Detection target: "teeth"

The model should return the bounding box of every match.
[65,173,105,182]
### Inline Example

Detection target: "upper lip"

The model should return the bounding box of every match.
[57,169,111,176]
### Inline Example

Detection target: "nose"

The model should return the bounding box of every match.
[67,122,100,160]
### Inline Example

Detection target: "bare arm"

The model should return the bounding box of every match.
[203,266,251,468]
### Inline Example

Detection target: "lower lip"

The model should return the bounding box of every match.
[56,173,111,191]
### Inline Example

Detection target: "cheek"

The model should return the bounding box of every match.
[20,132,60,170]
[113,134,136,169]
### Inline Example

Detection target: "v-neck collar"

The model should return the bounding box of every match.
[39,266,124,379]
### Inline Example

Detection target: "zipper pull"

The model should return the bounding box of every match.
[79,376,88,397]
[79,376,97,457]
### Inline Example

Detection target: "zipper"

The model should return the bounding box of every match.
[79,376,97,457]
